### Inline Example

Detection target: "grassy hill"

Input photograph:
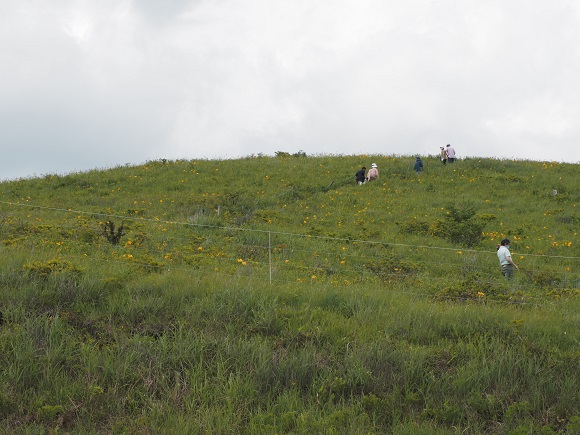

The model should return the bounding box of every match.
[0,154,578,433]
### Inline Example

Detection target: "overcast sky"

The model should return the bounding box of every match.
[2,1,579,180]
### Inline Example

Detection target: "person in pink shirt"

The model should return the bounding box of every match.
[366,163,379,182]
[446,144,456,163]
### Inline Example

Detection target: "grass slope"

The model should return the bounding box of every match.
[0,154,579,434]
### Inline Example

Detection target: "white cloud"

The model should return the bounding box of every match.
[1,0,579,180]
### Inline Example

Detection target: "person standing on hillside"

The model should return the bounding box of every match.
[439,146,447,165]
[446,144,456,163]
[355,166,366,185]
[366,163,379,182]
[414,156,423,173]
[497,238,518,278]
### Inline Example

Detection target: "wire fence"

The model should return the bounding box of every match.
[1,200,578,305]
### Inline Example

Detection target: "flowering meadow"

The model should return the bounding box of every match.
[0,154,578,433]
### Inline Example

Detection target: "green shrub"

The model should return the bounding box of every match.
[0,388,16,418]
[430,203,485,247]
[531,270,562,287]
[396,219,431,235]
[22,259,82,280]
[365,255,418,281]
[102,220,125,245]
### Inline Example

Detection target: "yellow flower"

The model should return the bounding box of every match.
[477,291,485,297]
[311,275,317,279]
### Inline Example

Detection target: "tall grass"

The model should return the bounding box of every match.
[0,154,578,433]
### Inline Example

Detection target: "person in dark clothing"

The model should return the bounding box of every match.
[355,166,366,185]
[414,156,423,173]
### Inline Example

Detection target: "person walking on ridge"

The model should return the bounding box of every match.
[366,163,379,182]
[497,238,518,278]
[414,156,423,173]
[440,146,447,164]
[446,144,456,163]
[355,166,366,185]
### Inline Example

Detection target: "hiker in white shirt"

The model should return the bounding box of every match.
[497,238,518,278]
[446,144,456,163]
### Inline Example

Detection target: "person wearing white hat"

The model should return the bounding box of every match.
[366,163,379,182]
[439,147,447,165]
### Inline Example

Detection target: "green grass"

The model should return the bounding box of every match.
[0,154,579,433]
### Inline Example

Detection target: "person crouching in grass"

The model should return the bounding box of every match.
[366,163,379,182]
[355,166,366,185]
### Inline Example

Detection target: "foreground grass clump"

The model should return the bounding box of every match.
[0,154,579,433]
[0,272,578,434]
